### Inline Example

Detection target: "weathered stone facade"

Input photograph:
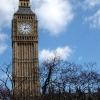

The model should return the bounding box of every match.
[12,0,40,99]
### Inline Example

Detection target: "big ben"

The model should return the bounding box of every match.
[12,0,40,99]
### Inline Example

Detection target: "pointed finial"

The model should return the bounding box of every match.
[14,7,15,13]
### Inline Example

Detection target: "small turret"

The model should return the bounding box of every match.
[19,0,30,7]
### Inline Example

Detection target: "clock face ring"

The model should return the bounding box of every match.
[18,22,32,34]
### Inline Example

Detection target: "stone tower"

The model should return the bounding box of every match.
[12,0,40,99]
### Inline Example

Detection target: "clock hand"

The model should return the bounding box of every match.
[25,27,30,29]
[24,26,28,30]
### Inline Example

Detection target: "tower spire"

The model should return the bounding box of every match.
[19,0,30,7]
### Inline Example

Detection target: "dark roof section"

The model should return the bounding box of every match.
[15,7,34,15]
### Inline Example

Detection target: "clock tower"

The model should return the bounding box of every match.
[12,0,40,99]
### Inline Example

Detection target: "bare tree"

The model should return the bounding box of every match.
[0,57,100,100]
[0,63,12,100]
[39,57,100,100]
[40,56,62,94]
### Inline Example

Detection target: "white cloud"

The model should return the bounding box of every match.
[84,0,100,9]
[72,0,100,10]
[39,46,72,61]
[85,9,100,28]
[0,0,74,35]
[32,0,74,35]
[0,0,18,29]
[0,33,8,54]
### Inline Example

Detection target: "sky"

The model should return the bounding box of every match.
[0,0,100,68]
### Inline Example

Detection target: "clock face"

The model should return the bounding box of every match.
[18,22,32,34]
